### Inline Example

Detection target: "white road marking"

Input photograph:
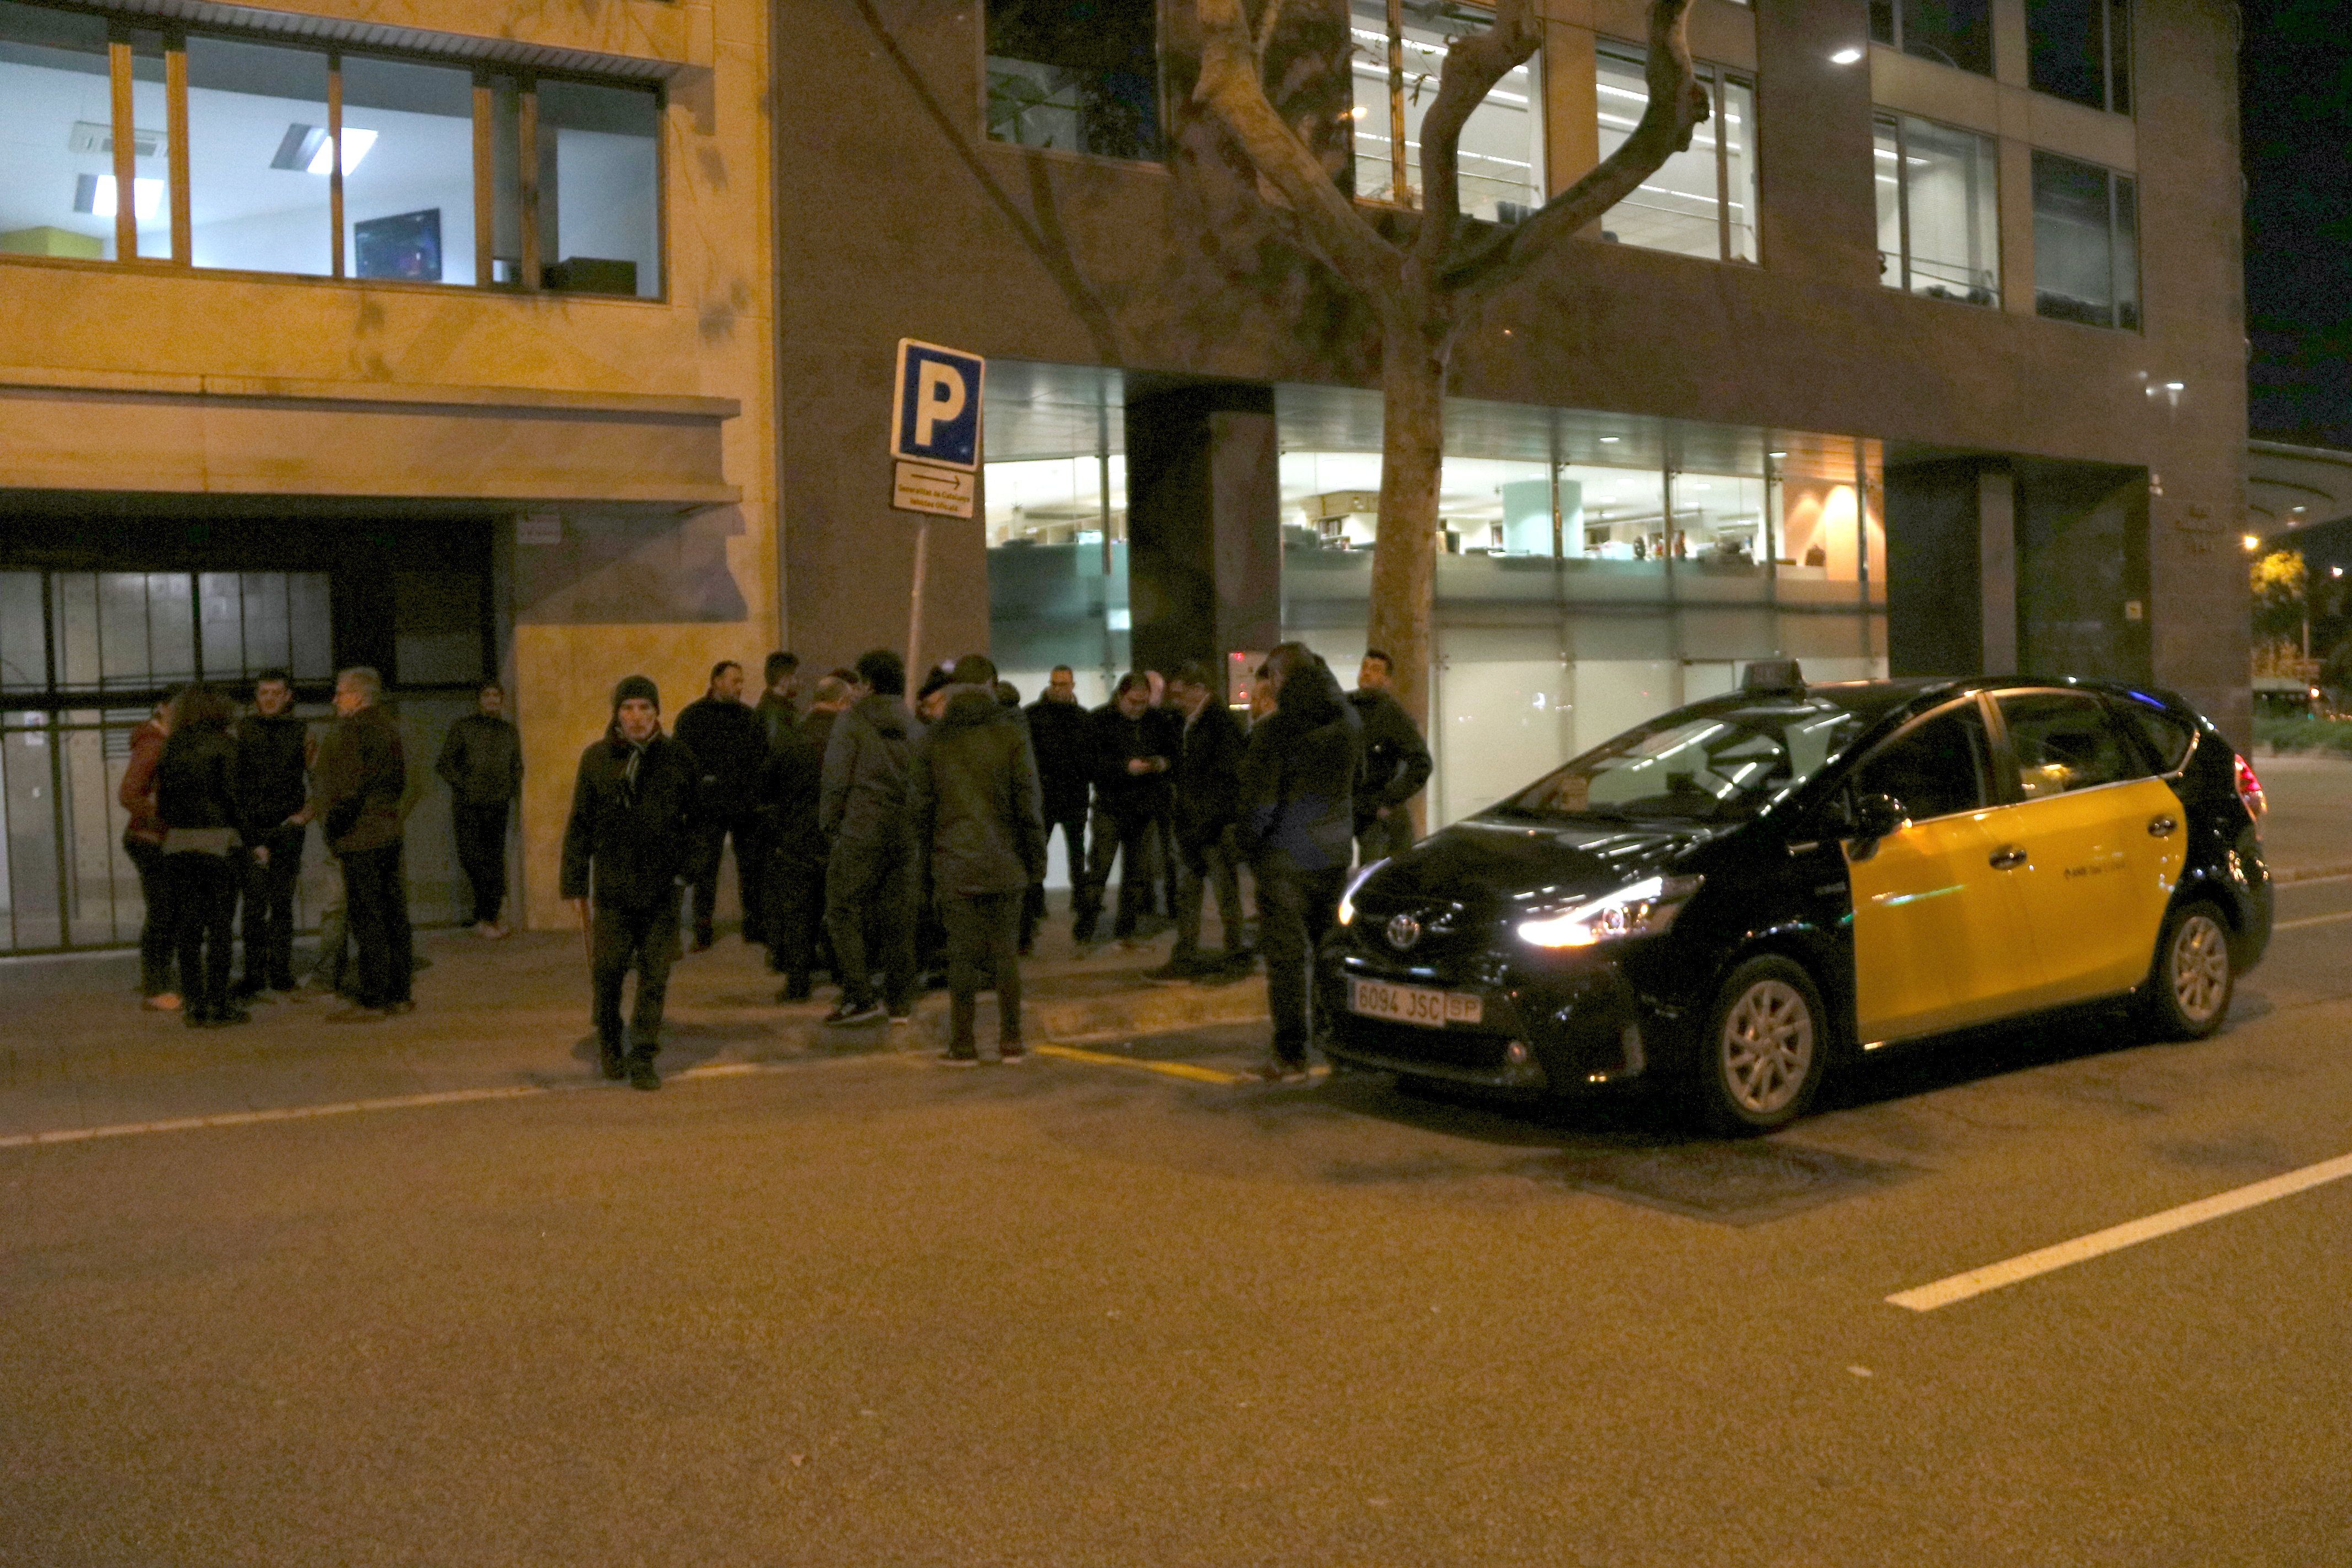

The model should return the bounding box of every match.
[1888,1150,2352,1311]
[2274,909,2352,932]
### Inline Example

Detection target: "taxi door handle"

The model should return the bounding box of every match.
[2148,815,2179,838]
[1989,847,2028,870]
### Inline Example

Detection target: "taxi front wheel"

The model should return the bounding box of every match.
[2139,900,2234,1042]
[1694,956,1829,1134]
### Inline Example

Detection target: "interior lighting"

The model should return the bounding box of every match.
[73,173,164,220]
[2164,380,2185,391]
[2242,533,2262,552]
[271,123,377,176]
[1599,435,1620,444]
[1830,46,1865,64]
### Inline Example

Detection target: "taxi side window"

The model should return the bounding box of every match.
[1998,692,2151,799]
[1850,704,1992,822]
[2113,699,2197,773]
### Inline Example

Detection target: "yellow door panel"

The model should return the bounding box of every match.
[1992,777,2185,1006]
[1849,810,2043,1043]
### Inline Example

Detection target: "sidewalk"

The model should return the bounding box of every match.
[0,912,1265,1144]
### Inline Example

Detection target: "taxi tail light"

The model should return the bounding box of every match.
[2235,753,2267,821]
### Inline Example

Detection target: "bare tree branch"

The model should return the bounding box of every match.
[1254,0,1286,62]
[1409,0,1542,269]
[1439,0,1708,299]
[1194,0,1402,309]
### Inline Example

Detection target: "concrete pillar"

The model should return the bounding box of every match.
[1979,466,2018,672]
[1123,379,1281,678]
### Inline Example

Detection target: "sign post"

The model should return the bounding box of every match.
[889,339,985,679]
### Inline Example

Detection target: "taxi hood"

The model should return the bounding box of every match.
[1368,815,1716,910]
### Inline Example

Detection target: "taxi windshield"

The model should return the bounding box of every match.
[1495,696,1881,825]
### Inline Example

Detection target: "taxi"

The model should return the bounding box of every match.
[1322,664,2272,1131]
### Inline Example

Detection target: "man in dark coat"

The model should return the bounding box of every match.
[908,655,1045,1063]
[1075,672,1174,945]
[673,660,770,951]
[232,669,312,997]
[1349,649,1434,867]
[755,651,801,753]
[819,650,921,1026]
[312,666,413,1021]
[434,680,524,938]
[1235,644,1361,1081]
[1021,665,1092,953]
[759,674,851,1001]
[1149,660,1248,982]
[560,675,699,1090]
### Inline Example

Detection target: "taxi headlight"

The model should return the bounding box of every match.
[1337,858,1388,927]
[1516,875,1702,949]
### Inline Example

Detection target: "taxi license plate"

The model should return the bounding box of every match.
[1348,977,1483,1030]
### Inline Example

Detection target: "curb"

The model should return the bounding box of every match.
[2272,861,2352,885]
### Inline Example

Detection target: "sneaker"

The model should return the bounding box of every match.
[888,1009,914,1026]
[473,921,498,939]
[1252,1058,1310,1084]
[597,1042,628,1081]
[775,982,814,1004]
[143,992,183,1013]
[823,1001,885,1027]
[997,1042,1027,1064]
[938,1048,982,1067]
[627,1058,662,1091]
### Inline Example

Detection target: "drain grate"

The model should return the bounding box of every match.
[1547,1141,1917,1226]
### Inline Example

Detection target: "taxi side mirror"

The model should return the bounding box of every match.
[1849,792,1908,842]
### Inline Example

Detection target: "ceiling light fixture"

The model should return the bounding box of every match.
[1830,46,1864,64]
[270,123,376,176]
[1599,435,1620,444]
[73,173,164,221]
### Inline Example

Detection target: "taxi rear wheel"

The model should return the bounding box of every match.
[1693,956,1828,1135]
[2139,900,2234,1041]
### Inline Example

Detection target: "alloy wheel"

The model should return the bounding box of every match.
[1719,979,1815,1116]
[2169,913,2230,1024]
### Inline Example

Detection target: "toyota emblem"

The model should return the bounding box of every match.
[1386,913,1422,951]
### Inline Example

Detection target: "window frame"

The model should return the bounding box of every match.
[0,0,667,301]
[2026,0,2132,116]
[1347,0,1549,221]
[1869,0,1996,78]
[1988,687,2155,801]
[1874,110,2001,308]
[2029,148,2141,333]
[1845,695,1997,825]
[1593,39,1759,266]
[977,0,1171,168]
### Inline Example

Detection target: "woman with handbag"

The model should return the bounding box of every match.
[156,685,248,1028]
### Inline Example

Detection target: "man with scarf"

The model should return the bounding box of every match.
[560,675,699,1090]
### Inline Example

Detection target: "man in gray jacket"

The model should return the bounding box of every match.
[819,649,921,1026]
[908,654,1044,1063]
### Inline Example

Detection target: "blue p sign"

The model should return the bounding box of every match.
[890,340,986,471]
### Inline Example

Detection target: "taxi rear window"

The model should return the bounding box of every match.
[2113,698,2197,772]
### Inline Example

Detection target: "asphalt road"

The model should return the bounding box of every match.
[5,886,2351,1566]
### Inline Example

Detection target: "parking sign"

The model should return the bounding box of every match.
[890,339,985,471]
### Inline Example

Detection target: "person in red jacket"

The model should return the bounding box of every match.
[118,699,178,1012]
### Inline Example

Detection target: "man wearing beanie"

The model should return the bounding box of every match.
[560,675,700,1088]
[908,653,1045,1063]
[818,649,921,1026]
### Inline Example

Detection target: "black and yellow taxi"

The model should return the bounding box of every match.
[1322,665,2272,1131]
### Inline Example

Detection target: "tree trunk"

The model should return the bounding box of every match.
[1365,311,1448,744]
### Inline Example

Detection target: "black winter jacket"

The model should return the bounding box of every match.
[1171,699,1245,848]
[313,705,406,854]
[435,714,523,807]
[1235,661,1361,873]
[157,720,242,835]
[234,711,311,836]
[908,687,1046,897]
[820,694,919,849]
[757,715,827,867]
[1088,703,1177,820]
[559,728,699,909]
[1347,688,1433,831]
[1023,696,1095,820]
[673,696,768,817]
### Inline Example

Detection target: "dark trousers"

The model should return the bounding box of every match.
[1174,834,1245,962]
[167,851,237,1018]
[236,826,306,992]
[1077,807,1156,939]
[1357,809,1415,868]
[1255,860,1348,1065]
[826,836,916,1012]
[592,896,680,1058]
[763,850,824,994]
[690,812,764,942]
[123,835,176,998]
[942,890,1024,1052]
[340,843,415,1009]
[451,802,510,925]
[1021,808,1087,950]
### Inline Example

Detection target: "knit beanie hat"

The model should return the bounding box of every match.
[612,674,660,714]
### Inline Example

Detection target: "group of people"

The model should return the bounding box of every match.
[562,643,1431,1088]
[121,666,453,1028]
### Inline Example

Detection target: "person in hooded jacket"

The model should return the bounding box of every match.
[908,654,1046,1063]
[758,675,850,1001]
[119,698,179,1012]
[1348,650,1434,867]
[434,680,524,938]
[561,675,699,1090]
[1075,672,1175,944]
[819,649,921,1026]
[232,671,314,998]
[1234,643,1362,1081]
[156,684,247,1028]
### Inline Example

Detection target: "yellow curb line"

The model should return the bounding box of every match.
[1033,1043,1245,1086]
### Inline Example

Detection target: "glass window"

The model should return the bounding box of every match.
[1998,690,2148,797]
[1869,0,1994,75]
[2113,696,2195,771]
[2032,150,2138,330]
[1875,113,1999,306]
[2029,0,2131,114]
[1502,695,1877,826]
[1852,701,1991,821]
[0,1,118,261]
[1350,0,1544,220]
[986,0,1162,163]
[185,35,333,276]
[342,56,476,286]
[1596,45,1755,263]
[536,79,660,298]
